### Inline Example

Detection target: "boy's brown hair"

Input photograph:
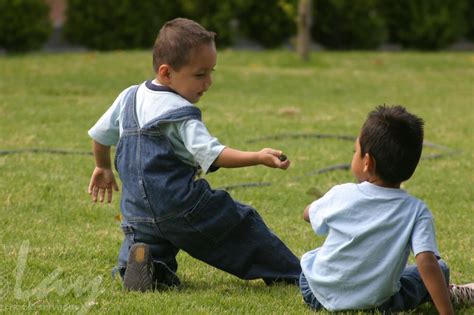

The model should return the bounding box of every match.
[152,18,216,72]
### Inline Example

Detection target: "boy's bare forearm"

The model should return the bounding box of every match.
[214,147,289,169]
[416,252,453,315]
[214,147,259,167]
[92,140,112,168]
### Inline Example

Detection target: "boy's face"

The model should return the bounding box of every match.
[168,42,217,103]
[351,137,368,183]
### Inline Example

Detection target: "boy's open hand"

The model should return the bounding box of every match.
[88,167,119,203]
[259,148,290,170]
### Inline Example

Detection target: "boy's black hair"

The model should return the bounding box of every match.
[152,18,216,72]
[359,105,424,184]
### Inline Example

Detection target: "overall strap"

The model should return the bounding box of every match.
[122,81,202,130]
[121,85,140,130]
[142,106,202,128]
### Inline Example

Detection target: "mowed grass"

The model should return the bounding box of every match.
[0,50,472,314]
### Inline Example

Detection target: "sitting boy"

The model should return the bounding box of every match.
[300,105,473,313]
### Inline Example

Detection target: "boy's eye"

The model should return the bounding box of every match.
[195,69,214,78]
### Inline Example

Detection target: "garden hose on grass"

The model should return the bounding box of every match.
[0,133,459,191]
[0,148,92,156]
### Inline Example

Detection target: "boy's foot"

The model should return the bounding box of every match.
[153,261,181,290]
[449,283,474,307]
[123,243,153,292]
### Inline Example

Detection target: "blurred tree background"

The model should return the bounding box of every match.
[0,0,473,53]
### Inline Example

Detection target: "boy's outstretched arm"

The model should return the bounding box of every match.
[88,140,119,203]
[214,147,290,170]
[416,251,453,315]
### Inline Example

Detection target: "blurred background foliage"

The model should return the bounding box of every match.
[0,0,473,52]
[0,0,52,52]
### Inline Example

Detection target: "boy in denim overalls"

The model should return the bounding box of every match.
[87,18,301,291]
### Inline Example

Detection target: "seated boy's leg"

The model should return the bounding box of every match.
[241,206,301,285]
[377,259,450,312]
[158,198,301,284]
[299,272,324,310]
[236,209,301,285]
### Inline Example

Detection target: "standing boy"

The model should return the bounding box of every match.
[300,105,473,313]
[87,18,301,291]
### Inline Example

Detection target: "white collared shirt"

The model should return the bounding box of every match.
[88,81,225,173]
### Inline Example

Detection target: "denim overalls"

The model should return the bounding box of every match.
[114,84,301,284]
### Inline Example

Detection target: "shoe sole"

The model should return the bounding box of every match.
[123,243,153,292]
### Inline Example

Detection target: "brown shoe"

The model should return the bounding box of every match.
[123,243,153,292]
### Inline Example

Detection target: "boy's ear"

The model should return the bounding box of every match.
[363,153,376,173]
[158,64,172,84]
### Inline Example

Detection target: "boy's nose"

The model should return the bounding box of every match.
[204,76,212,89]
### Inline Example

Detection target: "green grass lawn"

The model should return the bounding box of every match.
[0,50,472,314]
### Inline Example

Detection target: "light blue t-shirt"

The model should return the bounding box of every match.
[88,81,225,173]
[301,181,439,311]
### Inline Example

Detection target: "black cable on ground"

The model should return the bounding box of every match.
[246,133,355,144]
[0,148,92,156]
[220,133,460,190]
[0,134,459,191]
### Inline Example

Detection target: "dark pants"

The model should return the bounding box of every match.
[300,260,449,312]
[118,199,301,285]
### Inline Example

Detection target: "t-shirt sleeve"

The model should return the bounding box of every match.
[179,119,226,173]
[411,208,440,257]
[308,189,335,235]
[87,88,130,146]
